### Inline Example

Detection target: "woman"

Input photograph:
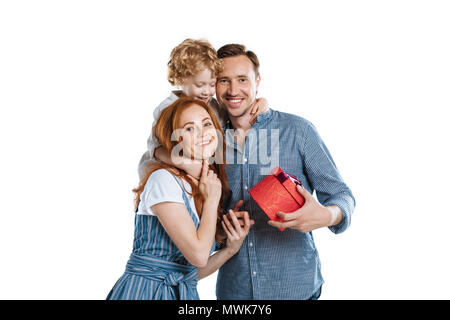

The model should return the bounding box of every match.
[107,97,251,300]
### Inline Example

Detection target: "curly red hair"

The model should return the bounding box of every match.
[167,39,223,86]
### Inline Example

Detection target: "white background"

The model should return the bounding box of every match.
[1,0,449,299]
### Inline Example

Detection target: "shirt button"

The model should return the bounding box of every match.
[244,185,248,190]
[244,158,247,163]
[249,242,253,247]
[253,271,257,276]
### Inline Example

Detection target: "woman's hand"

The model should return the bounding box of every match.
[198,160,222,204]
[197,208,252,280]
[222,209,251,255]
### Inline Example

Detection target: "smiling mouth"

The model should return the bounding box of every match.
[226,97,245,107]
[197,96,210,102]
[195,138,213,147]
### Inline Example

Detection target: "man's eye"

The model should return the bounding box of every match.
[239,78,247,82]
[219,79,229,83]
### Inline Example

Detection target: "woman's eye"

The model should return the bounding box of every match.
[185,127,193,132]
[204,122,212,127]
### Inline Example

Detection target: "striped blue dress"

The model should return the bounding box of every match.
[106,171,203,300]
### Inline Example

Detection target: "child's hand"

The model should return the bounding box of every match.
[249,97,269,125]
[154,146,203,179]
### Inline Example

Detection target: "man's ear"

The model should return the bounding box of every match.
[256,74,261,94]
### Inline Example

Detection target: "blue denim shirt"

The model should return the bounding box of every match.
[216,109,356,300]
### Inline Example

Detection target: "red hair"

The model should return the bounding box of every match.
[133,97,230,219]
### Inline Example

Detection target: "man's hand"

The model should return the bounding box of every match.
[227,200,255,227]
[267,185,342,233]
[222,209,252,255]
[232,200,244,212]
[217,200,255,242]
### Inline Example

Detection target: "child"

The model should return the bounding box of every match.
[138,38,268,179]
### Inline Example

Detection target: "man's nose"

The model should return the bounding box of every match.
[228,80,239,96]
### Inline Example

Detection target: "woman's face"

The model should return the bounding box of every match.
[176,104,219,160]
[181,68,216,104]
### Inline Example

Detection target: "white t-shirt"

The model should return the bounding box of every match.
[136,168,199,220]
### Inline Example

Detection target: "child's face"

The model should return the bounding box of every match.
[181,68,216,104]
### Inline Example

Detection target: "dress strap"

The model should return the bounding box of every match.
[134,171,199,227]
[174,176,218,255]
[172,175,200,228]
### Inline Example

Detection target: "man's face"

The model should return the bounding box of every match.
[216,55,260,118]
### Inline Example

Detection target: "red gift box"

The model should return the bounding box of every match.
[249,166,305,231]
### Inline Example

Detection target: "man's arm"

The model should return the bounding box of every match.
[300,122,356,234]
[268,185,343,232]
[268,121,355,234]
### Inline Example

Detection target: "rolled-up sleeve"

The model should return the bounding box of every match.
[301,122,356,234]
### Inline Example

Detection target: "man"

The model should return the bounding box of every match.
[214,44,356,300]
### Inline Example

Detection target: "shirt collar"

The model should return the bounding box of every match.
[224,108,273,130]
[254,108,273,127]
[223,108,273,153]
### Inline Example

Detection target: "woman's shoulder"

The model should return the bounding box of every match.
[147,168,180,185]
[141,168,187,209]
[137,168,185,216]
[146,168,191,192]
